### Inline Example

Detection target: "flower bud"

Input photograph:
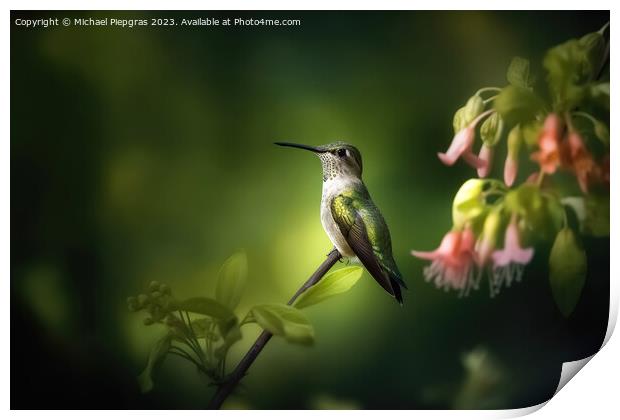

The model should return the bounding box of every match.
[463,95,485,125]
[480,112,503,147]
[148,281,161,292]
[476,144,493,178]
[504,125,522,187]
[453,106,467,134]
[476,210,502,266]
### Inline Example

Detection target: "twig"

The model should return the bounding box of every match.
[207,248,342,409]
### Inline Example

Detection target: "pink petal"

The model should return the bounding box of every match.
[511,247,534,265]
[493,219,535,266]
[477,145,493,177]
[504,155,518,187]
[411,250,441,261]
[438,127,474,166]
[462,150,486,169]
[460,228,476,251]
[412,231,462,261]
[491,249,510,266]
[543,113,561,139]
[504,221,522,251]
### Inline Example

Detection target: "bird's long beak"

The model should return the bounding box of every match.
[274,142,327,153]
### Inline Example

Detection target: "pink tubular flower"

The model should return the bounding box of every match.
[490,217,534,296]
[438,110,493,169]
[412,228,480,296]
[476,144,493,178]
[503,154,518,187]
[531,114,563,174]
[566,131,595,193]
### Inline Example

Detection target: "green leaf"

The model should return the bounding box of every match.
[507,56,532,89]
[170,297,233,320]
[251,304,314,345]
[294,266,364,309]
[549,228,587,317]
[480,112,504,147]
[583,193,609,237]
[493,86,544,126]
[543,39,588,111]
[137,334,171,393]
[215,251,248,310]
[578,32,606,80]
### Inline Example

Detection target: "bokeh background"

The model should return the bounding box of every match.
[11,10,609,409]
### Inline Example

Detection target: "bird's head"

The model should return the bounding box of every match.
[274,141,363,181]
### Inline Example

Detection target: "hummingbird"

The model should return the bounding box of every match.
[275,141,407,305]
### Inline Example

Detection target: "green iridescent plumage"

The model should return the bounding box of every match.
[331,187,406,303]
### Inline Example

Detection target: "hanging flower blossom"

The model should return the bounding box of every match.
[566,131,596,193]
[412,228,480,296]
[490,217,534,296]
[476,144,493,178]
[438,110,493,169]
[531,114,563,174]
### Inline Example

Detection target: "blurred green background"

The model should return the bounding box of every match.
[11,10,609,409]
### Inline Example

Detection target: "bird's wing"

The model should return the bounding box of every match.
[331,194,395,296]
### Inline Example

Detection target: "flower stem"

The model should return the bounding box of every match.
[536,170,545,187]
[572,111,598,125]
[207,248,342,409]
[483,95,498,105]
[475,87,502,97]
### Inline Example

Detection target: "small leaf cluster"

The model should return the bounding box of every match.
[128,251,364,393]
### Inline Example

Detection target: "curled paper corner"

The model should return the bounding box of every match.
[554,355,594,396]
[544,291,618,406]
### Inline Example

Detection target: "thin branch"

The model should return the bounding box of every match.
[207,248,342,409]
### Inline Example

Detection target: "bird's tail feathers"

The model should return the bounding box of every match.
[390,275,405,306]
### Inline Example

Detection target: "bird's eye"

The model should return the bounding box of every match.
[337,148,346,157]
